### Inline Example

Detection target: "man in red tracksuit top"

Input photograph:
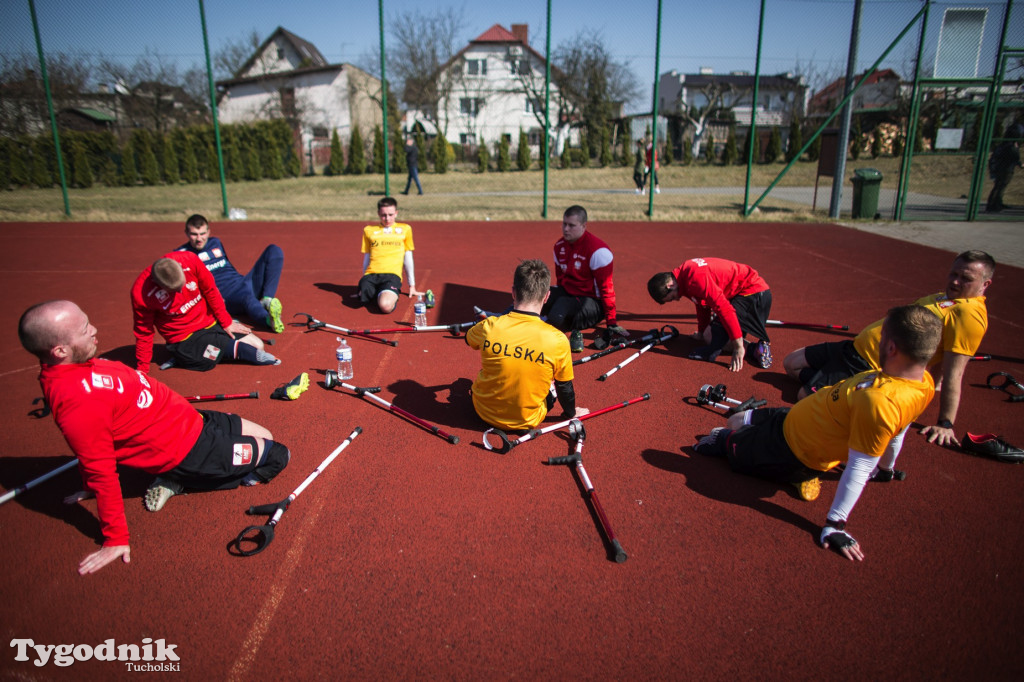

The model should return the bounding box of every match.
[19,300,290,575]
[647,257,773,371]
[131,250,278,372]
[544,205,629,352]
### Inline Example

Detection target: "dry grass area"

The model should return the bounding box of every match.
[0,154,979,223]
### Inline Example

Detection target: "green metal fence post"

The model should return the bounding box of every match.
[743,0,767,216]
[198,0,229,218]
[27,0,70,217]
[646,0,663,218]
[542,0,552,219]
[379,0,390,197]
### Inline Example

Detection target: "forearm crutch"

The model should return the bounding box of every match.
[546,420,627,563]
[597,325,678,381]
[232,427,362,556]
[0,459,78,506]
[324,375,460,444]
[573,328,662,366]
[293,312,398,346]
[184,392,259,402]
[482,393,651,454]
[696,383,766,414]
[355,320,478,334]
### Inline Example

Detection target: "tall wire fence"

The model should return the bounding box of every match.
[1,0,1022,221]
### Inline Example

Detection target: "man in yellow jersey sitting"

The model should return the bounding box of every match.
[696,305,942,561]
[466,259,589,433]
[357,197,423,313]
[782,250,994,448]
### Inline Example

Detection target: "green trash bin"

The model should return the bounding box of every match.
[851,168,883,219]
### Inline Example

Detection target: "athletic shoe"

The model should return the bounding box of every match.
[144,477,183,512]
[570,330,584,353]
[694,427,730,457]
[748,340,773,369]
[635,188,641,194]
[263,297,284,333]
[654,187,661,194]
[425,289,436,308]
[271,372,309,400]
[792,477,820,501]
[962,432,1024,463]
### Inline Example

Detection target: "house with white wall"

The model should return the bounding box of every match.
[436,23,561,156]
[216,27,382,173]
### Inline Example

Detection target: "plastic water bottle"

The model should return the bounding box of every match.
[414,295,427,328]
[335,336,353,380]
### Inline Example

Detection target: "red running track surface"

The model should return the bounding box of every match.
[0,219,1022,680]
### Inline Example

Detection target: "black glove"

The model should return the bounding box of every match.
[820,521,857,551]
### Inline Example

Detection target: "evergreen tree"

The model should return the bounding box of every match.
[662,138,673,166]
[578,131,590,168]
[31,136,53,187]
[477,135,490,172]
[600,127,613,167]
[10,136,30,186]
[260,126,284,180]
[808,131,821,161]
[892,133,904,158]
[870,129,883,159]
[765,126,782,164]
[415,130,427,167]
[120,139,138,186]
[391,133,407,174]
[176,130,199,183]
[727,127,742,166]
[135,131,160,185]
[0,138,12,190]
[241,129,260,181]
[372,126,386,174]
[497,135,511,172]
[346,127,365,175]
[326,129,343,176]
[561,141,572,169]
[100,156,118,187]
[682,138,692,166]
[205,139,220,182]
[742,128,760,164]
[516,128,531,171]
[161,134,180,184]
[785,117,803,162]
[224,129,243,182]
[705,131,716,164]
[913,122,924,153]
[433,132,449,173]
[72,138,93,188]
[622,127,634,168]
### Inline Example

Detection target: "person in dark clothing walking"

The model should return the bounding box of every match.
[402,136,423,195]
[987,123,1023,212]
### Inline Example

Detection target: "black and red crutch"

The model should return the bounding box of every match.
[184,391,259,402]
[546,419,627,563]
[766,319,849,331]
[324,374,460,444]
[597,325,678,381]
[293,312,398,346]
[232,426,362,556]
[573,328,663,366]
[482,393,651,454]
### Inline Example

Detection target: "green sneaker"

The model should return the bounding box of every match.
[272,372,310,400]
[264,297,284,333]
[570,330,584,353]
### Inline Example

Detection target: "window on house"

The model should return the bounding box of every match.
[466,59,487,76]
[524,98,541,114]
[460,133,473,146]
[311,126,329,139]
[460,98,484,115]
[280,87,296,119]
[510,58,530,76]
[276,47,285,61]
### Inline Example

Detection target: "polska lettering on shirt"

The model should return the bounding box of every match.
[481,339,546,364]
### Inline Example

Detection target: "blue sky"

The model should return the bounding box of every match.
[3,1,1021,111]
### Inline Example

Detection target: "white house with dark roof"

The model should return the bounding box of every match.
[216,27,382,173]
[435,23,563,156]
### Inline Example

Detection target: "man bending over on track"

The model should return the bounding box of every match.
[782,250,994,448]
[544,205,628,353]
[131,251,281,373]
[356,196,422,313]
[176,214,286,333]
[466,259,590,434]
[19,300,290,575]
[695,305,941,561]
[647,257,773,371]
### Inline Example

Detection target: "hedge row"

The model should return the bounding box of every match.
[0,119,301,190]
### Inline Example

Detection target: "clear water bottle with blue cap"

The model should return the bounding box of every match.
[335,336,353,380]
[414,295,427,327]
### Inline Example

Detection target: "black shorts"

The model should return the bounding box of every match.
[165,410,261,491]
[726,408,819,484]
[358,273,402,304]
[542,286,604,332]
[707,289,772,348]
[166,324,235,372]
[799,340,870,394]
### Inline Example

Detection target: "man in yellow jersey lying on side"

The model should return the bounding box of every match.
[782,250,994,448]
[466,259,589,433]
[696,305,942,562]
